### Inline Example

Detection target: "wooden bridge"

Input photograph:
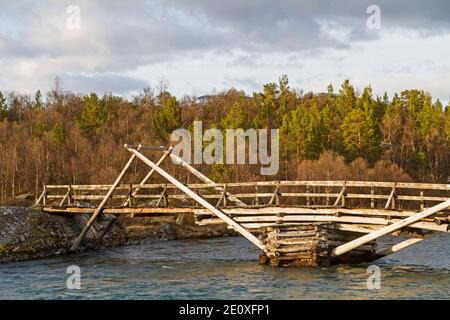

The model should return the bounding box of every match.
[35,144,450,266]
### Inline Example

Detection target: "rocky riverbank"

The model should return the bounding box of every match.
[0,207,235,263]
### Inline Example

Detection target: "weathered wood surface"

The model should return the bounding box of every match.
[39,180,450,211]
[125,146,265,251]
[70,145,143,251]
[262,223,377,267]
[34,142,449,267]
[332,198,450,257]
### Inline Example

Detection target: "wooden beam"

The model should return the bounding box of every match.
[70,145,142,251]
[35,189,45,206]
[44,206,195,214]
[384,184,396,210]
[331,198,450,257]
[125,145,264,251]
[59,188,71,207]
[268,183,280,206]
[369,232,437,261]
[333,183,346,207]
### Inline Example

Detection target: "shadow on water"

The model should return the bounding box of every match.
[0,234,449,299]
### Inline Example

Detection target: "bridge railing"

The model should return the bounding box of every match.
[37,180,450,212]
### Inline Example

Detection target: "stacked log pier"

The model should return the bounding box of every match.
[260,223,377,267]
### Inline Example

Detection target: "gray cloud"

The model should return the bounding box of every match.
[62,73,149,95]
[0,0,449,96]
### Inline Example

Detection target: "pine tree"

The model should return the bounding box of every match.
[341,108,375,161]
[33,90,43,109]
[0,91,7,121]
[153,95,182,142]
[52,121,66,144]
[221,102,249,129]
[78,93,110,136]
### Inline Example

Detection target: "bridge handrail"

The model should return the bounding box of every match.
[43,180,450,191]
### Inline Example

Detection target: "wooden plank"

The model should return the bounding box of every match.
[193,207,422,217]
[44,206,195,214]
[198,217,449,233]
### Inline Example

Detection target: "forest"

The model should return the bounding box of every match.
[0,75,449,204]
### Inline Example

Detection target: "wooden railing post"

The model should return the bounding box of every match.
[371,187,375,208]
[306,185,310,207]
[68,185,72,205]
[35,186,46,206]
[223,184,227,207]
[420,190,425,211]
[43,185,46,207]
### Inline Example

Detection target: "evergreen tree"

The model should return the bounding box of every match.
[0,91,7,121]
[33,90,43,109]
[221,102,249,129]
[51,121,66,144]
[153,95,182,142]
[78,93,110,136]
[341,108,376,161]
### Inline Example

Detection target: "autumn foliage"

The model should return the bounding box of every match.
[0,76,449,203]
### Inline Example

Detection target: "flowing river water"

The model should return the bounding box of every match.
[1,234,449,299]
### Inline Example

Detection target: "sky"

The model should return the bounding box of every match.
[1,0,450,103]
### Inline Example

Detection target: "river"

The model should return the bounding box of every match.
[1,235,449,299]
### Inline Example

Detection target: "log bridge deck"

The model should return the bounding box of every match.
[35,145,450,267]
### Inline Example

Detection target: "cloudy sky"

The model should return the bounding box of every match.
[1,0,450,103]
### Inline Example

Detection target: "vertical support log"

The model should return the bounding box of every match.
[70,145,142,251]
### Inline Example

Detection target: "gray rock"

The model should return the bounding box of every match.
[0,207,126,263]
